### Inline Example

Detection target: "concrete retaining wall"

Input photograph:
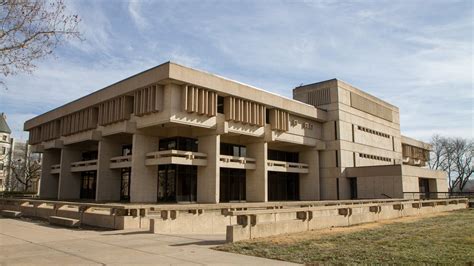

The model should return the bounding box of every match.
[226,198,469,242]
[1,198,467,235]
[0,199,145,229]
[150,209,237,234]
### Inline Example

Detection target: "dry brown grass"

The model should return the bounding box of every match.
[216,210,474,264]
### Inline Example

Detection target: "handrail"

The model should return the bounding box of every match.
[51,164,61,170]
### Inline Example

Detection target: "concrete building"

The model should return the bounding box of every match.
[24,62,447,203]
[0,113,12,191]
[0,113,41,193]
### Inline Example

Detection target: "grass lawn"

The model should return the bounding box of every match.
[215,209,474,264]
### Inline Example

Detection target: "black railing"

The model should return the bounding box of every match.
[403,192,474,200]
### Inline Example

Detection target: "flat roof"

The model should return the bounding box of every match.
[294,78,399,111]
[24,62,329,130]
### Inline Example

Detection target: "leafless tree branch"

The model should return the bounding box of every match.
[0,0,81,88]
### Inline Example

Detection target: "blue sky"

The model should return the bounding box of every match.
[1,0,472,141]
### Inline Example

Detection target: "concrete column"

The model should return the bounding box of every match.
[299,149,320,201]
[197,134,220,203]
[39,149,60,199]
[130,133,158,203]
[246,142,267,202]
[96,138,122,202]
[57,147,82,200]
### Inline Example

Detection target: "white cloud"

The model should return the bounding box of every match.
[128,0,149,30]
[1,0,472,141]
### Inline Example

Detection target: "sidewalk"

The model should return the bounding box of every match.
[0,217,297,265]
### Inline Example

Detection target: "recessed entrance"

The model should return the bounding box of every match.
[268,171,299,201]
[120,168,131,201]
[419,178,430,199]
[349,177,358,199]
[80,171,96,199]
[157,165,197,202]
[220,168,246,202]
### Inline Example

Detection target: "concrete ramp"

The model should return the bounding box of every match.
[1,210,22,218]
[49,216,81,228]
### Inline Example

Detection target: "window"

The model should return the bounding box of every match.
[359,153,391,162]
[268,149,299,163]
[2,135,6,141]
[120,168,131,201]
[268,172,299,201]
[80,171,96,199]
[0,163,3,170]
[82,151,98,161]
[357,125,390,138]
[122,145,132,156]
[1,147,5,155]
[158,165,197,202]
[266,109,270,124]
[220,143,246,157]
[217,96,224,114]
[349,177,358,199]
[159,137,198,152]
[220,168,246,202]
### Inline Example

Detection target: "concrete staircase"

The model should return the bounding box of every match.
[49,216,81,228]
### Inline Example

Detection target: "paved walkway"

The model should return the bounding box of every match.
[0,217,296,265]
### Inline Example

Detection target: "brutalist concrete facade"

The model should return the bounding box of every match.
[24,62,447,203]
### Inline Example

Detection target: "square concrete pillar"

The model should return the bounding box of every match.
[130,133,158,203]
[299,149,320,201]
[246,142,267,202]
[58,148,82,200]
[96,138,122,202]
[197,134,220,203]
[39,149,61,199]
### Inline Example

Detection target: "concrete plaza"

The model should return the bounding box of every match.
[0,217,295,265]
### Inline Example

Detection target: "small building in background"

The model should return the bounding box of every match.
[0,113,41,193]
[0,113,12,192]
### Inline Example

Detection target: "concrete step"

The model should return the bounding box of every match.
[49,216,81,228]
[1,210,22,218]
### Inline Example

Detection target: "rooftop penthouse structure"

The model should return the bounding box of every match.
[24,62,447,203]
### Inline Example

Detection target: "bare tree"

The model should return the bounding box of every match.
[450,138,473,191]
[9,154,41,192]
[429,135,474,192]
[428,135,448,170]
[0,0,81,87]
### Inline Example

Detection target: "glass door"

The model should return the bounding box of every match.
[120,168,131,201]
[80,171,96,200]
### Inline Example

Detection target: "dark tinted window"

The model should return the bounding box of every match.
[217,96,224,114]
[268,149,299,163]
[268,171,299,201]
[82,151,98,161]
[122,144,132,156]
[221,143,246,157]
[159,137,198,152]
